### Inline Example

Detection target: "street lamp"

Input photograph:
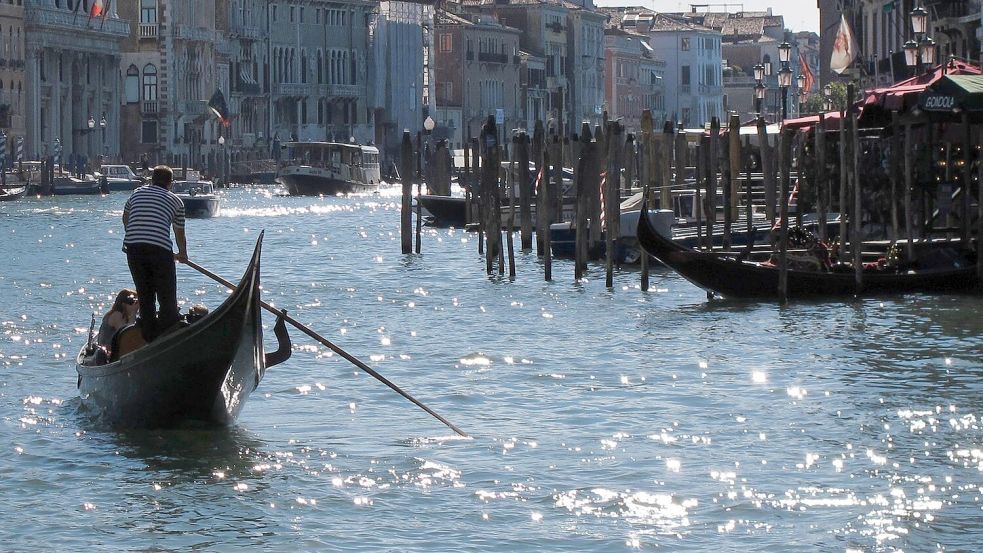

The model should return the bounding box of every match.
[823,84,834,111]
[906,4,935,74]
[218,135,226,185]
[778,41,792,65]
[99,114,107,163]
[753,63,766,116]
[778,65,792,120]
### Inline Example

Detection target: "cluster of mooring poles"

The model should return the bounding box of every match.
[398,100,983,302]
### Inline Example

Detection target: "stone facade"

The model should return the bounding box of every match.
[372,0,434,164]
[0,1,26,157]
[603,27,664,131]
[24,0,128,163]
[434,10,521,147]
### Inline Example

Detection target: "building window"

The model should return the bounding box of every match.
[140,0,157,24]
[681,65,690,86]
[125,65,139,103]
[141,120,158,144]
[681,37,690,51]
[142,64,158,101]
[440,33,452,53]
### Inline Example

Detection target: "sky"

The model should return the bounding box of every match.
[593,1,821,34]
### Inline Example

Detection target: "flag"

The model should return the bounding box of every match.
[207,89,231,127]
[799,52,815,99]
[89,0,105,17]
[830,14,859,75]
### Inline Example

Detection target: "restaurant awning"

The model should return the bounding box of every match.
[919,74,983,113]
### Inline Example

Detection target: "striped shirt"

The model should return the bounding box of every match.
[123,184,185,252]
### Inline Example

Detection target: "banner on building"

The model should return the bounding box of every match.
[830,14,859,75]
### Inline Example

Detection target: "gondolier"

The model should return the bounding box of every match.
[122,165,188,342]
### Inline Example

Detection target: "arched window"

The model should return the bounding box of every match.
[125,65,139,103]
[142,64,158,101]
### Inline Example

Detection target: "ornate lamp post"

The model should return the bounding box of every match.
[796,73,807,115]
[99,114,107,163]
[778,41,793,121]
[905,4,936,74]
[823,84,834,112]
[753,63,766,116]
[218,135,226,185]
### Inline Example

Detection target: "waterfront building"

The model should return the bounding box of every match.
[519,50,547,134]
[0,1,26,159]
[610,9,723,127]
[686,10,799,121]
[270,0,373,146]
[470,0,572,135]
[372,0,435,165]
[226,0,269,159]
[564,0,605,132]
[118,0,227,169]
[24,0,128,163]
[434,10,521,147]
[603,27,664,132]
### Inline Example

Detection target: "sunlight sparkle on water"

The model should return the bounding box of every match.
[752,371,767,384]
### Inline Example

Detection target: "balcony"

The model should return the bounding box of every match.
[142,101,159,115]
[174,24,217,43]
[139,23,158,39]
[478,52,508,64]
[273,83,310,98]
[180,100,207,115]
[26,6,129,37]
[321,83,363,98]
[230,24,263,41]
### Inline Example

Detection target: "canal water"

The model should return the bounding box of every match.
[1,187,981,552]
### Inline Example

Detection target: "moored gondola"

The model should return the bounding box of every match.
[636,202,980,298]
[75,232,290,428]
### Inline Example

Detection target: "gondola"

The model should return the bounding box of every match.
[636,202,980,298]
[75,232,291,428]
[0,186,26,201]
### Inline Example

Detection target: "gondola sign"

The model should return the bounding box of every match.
[920,93,957,112]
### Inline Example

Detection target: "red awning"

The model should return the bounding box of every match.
[860,60,982,114]
[782,111,844,131]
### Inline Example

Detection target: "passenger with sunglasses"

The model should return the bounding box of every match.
[97,289,140,356]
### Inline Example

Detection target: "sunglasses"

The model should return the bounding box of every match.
[123,296,137,305]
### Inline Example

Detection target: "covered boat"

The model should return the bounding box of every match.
[75,232,290,428]
[172,177,221,218]
[277,141,381,196]
[636,202,980,299]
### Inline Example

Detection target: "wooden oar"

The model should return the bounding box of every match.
[183,259,469,438]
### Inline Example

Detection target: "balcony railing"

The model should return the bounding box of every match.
[273,83,310,97]
[321,83,363,98]
[180,100,206,115]
[174,25,216,42]
[478,52,508,64]
[142,101,159,115]
[139,23,158,39]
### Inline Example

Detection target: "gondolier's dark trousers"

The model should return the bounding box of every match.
[125,243,179,342]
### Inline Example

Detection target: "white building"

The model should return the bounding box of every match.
[25,0,129,162]
[618,10,723,127]
[372,1,435,164]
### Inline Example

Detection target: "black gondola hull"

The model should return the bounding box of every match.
[637,203,980,298]
[76,235,266,428]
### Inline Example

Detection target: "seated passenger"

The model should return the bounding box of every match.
[184,304,209,324]
[97,289,139,355]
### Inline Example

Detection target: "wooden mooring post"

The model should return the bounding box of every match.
[506,138,517,279]
[639,110,653,291]
[903,124,915,260]
[816,113,828,243]
[472,137,483,256]
[757,117,776,225]
[480,118,502,275]
[415,132,423,254]
[517,131,533,251]
[574,126,594,280]
[541,135,553,281]
[726,114,742,250]
[400,131,414,254]
[778,126,792,303]
[850,102,863,294]
[605,121,623,288]
[707,117,719,247]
